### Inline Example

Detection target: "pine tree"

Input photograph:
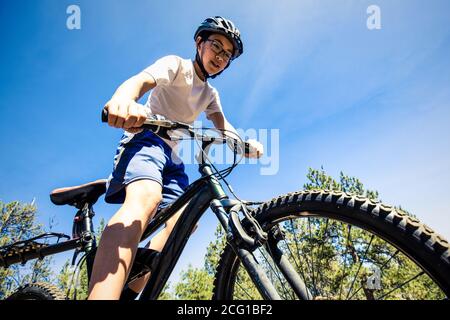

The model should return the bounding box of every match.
[173,264,214,300]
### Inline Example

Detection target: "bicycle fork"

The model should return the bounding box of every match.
[210,199,281,300]
[210,199,313,300]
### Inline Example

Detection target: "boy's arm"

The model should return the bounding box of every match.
[104,72,157,132]
[111,72,157,101]
[207,111,239,137]
[207,112,264,158]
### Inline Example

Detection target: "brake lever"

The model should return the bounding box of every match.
[102,108,192,131]
[143,118,174,128]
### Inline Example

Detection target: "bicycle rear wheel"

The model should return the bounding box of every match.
[213,190,450,300]
[6,282,66,300]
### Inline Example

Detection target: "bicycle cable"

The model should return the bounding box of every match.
[193,127,246,202]
[156,122,264,206]
[66,249,94,300]
[66,253,84,299]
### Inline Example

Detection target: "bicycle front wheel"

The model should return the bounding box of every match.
[213,190,450,300]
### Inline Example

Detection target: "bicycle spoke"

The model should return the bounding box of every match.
[288,219,312,292]
[345,234,375,299]
[338,225,352,299]
[225,212,447,301]
[313,218,329,298]
[257,247,294,299]
[281,234,308,282]
[298,222,315,282]
[376,271,425,300]
[379,249,400,270]
[347,248,400,300]
[235,274,257,299]
[279,229,312,299]
[307,218,318,296]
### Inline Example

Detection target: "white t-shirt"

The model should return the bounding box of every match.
[143,55,223,123]
[120,55,223,150]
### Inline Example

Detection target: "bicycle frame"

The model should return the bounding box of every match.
[133,159,284,300]
[138,165,220,299]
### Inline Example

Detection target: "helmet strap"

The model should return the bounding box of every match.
[195,51,210,81]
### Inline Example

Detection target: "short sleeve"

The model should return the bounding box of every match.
[143,55,182,86]
[205,88,223,116]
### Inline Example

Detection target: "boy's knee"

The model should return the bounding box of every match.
[124,179,163,214]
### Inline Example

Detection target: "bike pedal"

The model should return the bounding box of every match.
[126,248,160,282]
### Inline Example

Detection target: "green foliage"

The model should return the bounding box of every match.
[157,282,175,300]
[173,264,214,300]
[0,200,54,299]
[158,221,228,300]
[204,225,227,276]
[304,166,379,200]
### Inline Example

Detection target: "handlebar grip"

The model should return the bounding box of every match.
[101,108,109,123]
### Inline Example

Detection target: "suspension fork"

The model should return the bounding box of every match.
[265,226,313,300]
[209,199,281,300]
[202,159,281,299]
[210,196,310,299]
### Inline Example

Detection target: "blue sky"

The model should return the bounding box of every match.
[1,0,450,287]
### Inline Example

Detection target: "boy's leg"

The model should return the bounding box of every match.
[126,208,199,294]
[125,153,191,296]
[87,179,162,300]
[126,211,182,293]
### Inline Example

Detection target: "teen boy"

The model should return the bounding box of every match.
[88,16,263,300]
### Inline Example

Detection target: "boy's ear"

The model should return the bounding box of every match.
[195,36,203,49]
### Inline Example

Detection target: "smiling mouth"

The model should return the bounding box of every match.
[211,61,220,69]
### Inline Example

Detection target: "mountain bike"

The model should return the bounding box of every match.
[1,110,449,300]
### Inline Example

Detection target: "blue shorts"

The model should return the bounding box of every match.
[104,130,189,209]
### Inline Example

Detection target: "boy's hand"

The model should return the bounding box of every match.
[245,139,264,158]
[104,99,148,134]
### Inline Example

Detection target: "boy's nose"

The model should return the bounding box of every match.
[215,54,224,63]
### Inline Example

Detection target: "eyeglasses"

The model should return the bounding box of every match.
[206,39,233,62]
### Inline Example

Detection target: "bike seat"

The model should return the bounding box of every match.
[50,179,107,209]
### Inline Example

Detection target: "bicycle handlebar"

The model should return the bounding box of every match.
[101,108,250,154]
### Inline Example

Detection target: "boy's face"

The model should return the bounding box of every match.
[197,33,234,75]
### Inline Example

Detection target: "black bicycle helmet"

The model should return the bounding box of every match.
[194,16,243,80]
[194,16,244,59]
